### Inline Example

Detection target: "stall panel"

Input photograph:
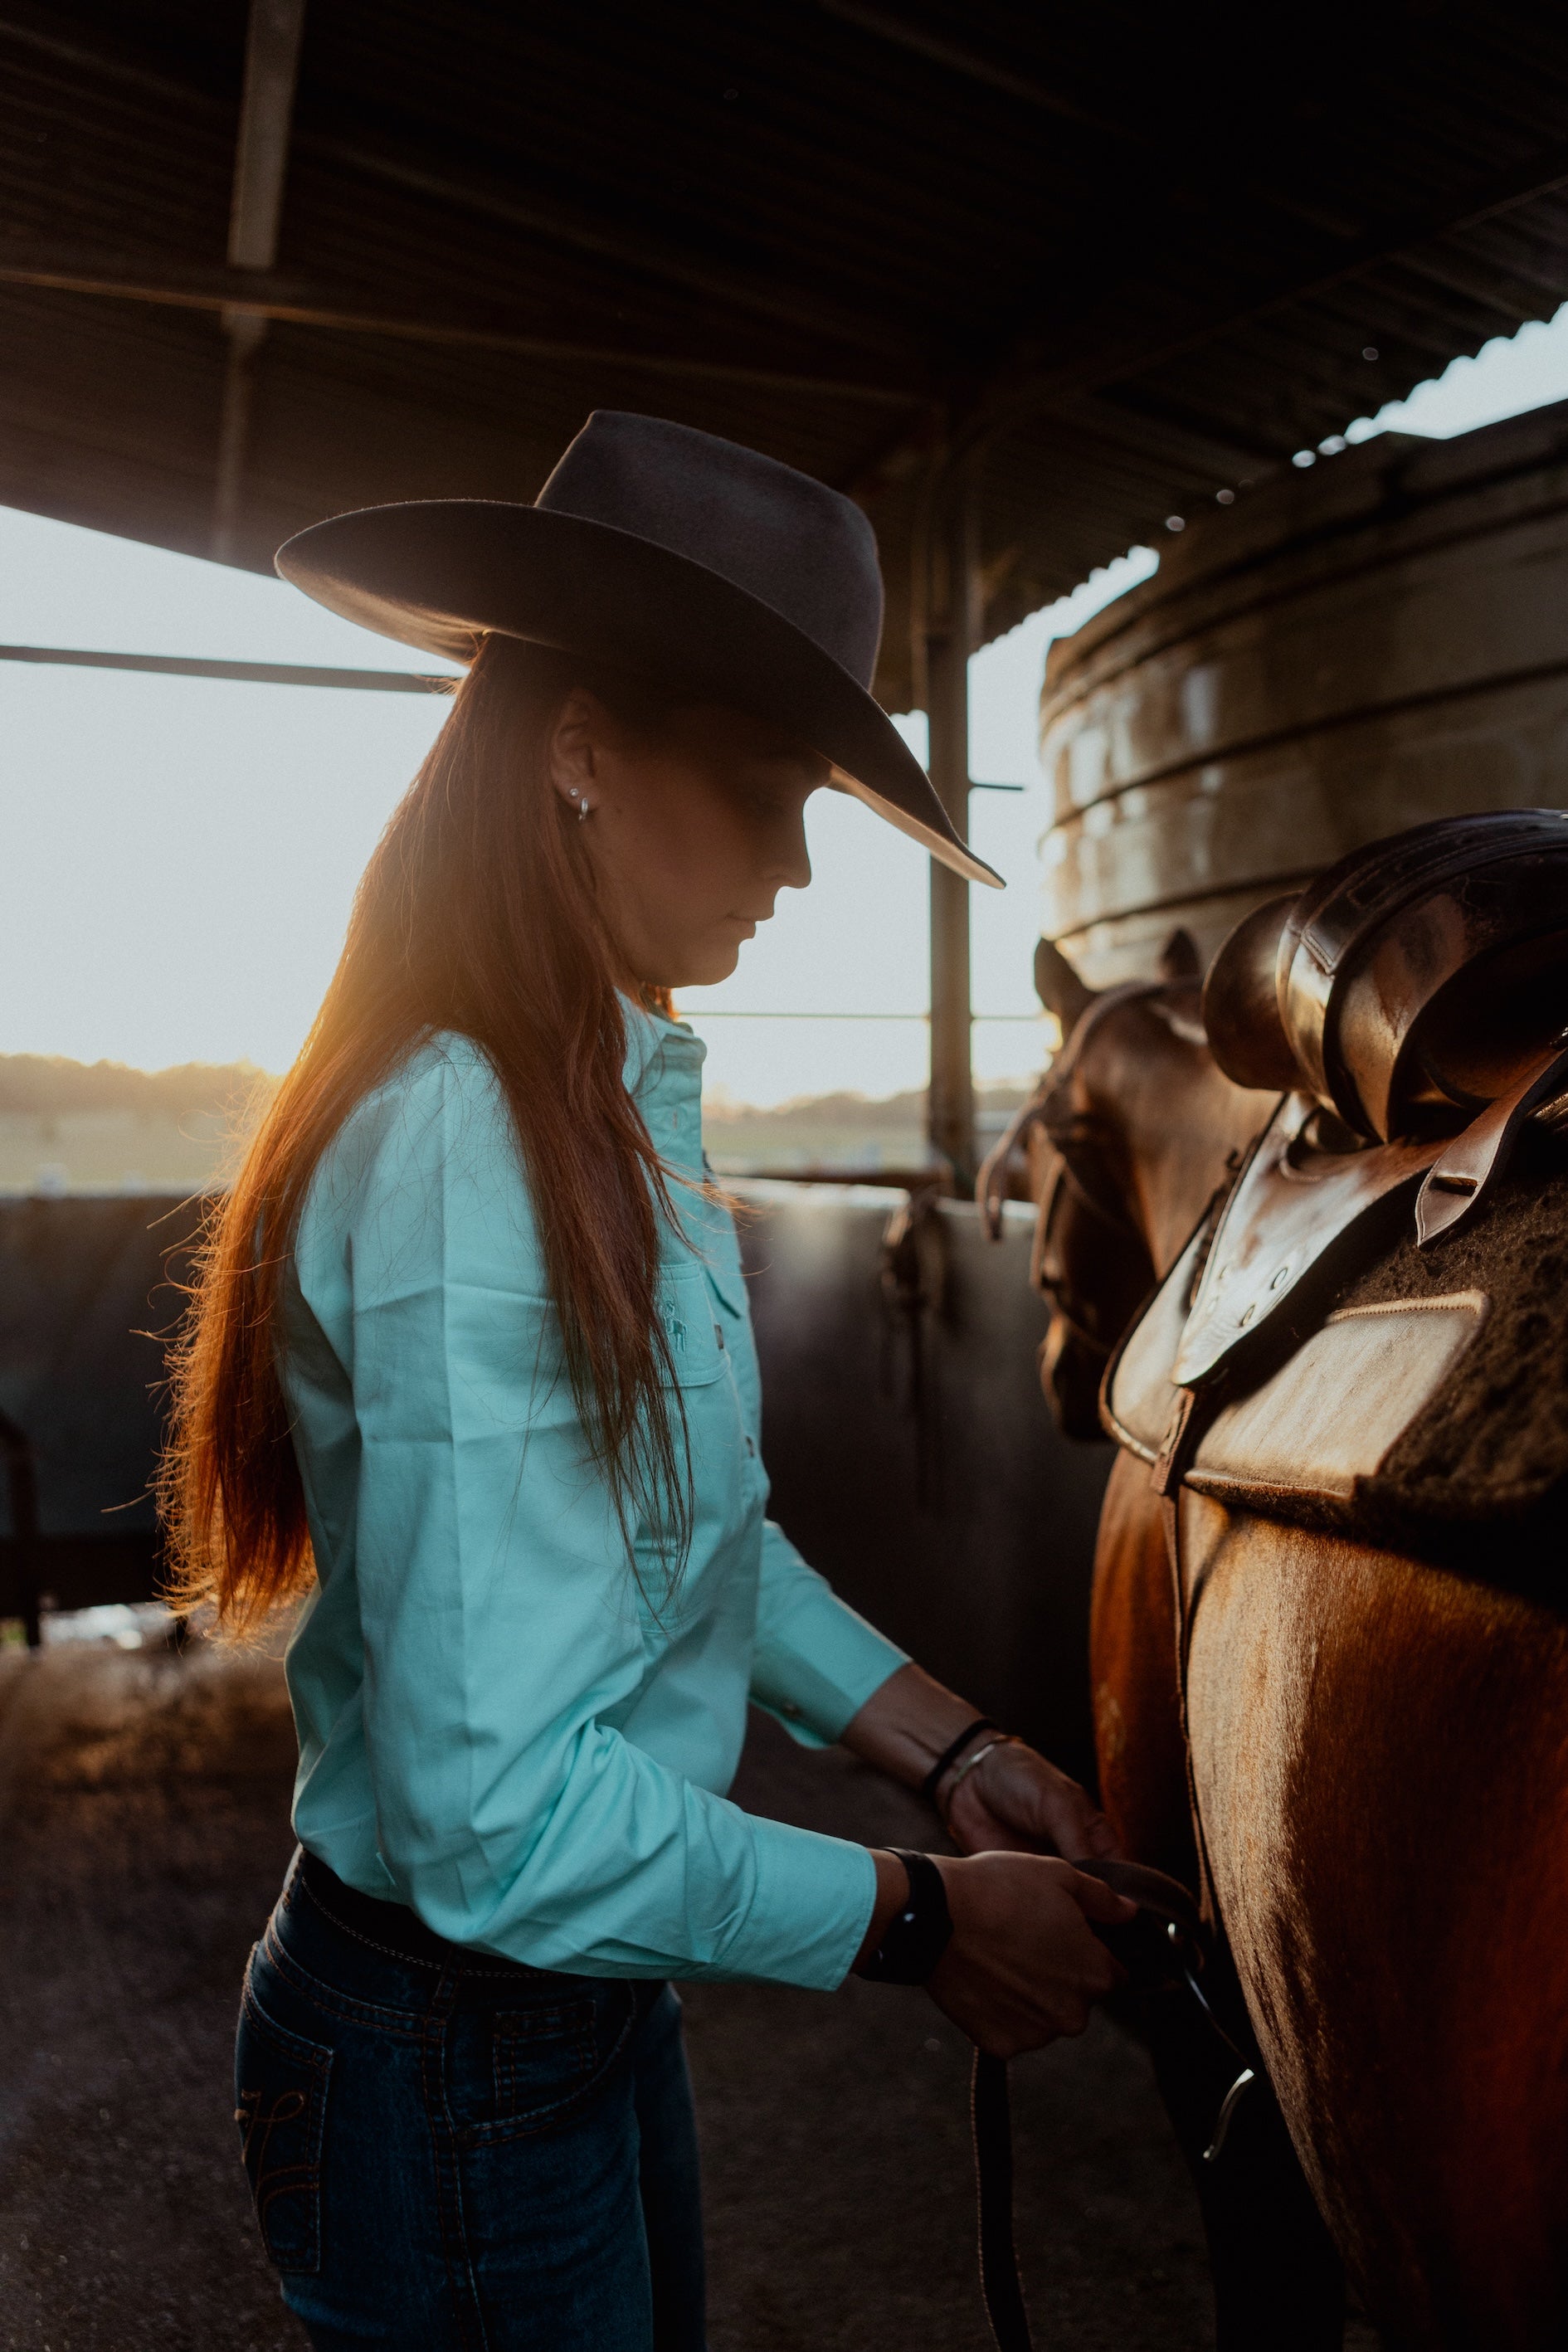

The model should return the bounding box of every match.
[738,1182,1108,1774]
[0,1190,1110,1776]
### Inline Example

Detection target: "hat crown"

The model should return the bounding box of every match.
[535,411,883,689]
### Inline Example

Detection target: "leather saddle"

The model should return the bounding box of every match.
[1104,814,1568,1550]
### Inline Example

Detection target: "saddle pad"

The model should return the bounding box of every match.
[1106,1144,1568,1572]
[1334,1156,1568,1531]
[1172,1098,1439,1388]
[1185,1295,1488,1508]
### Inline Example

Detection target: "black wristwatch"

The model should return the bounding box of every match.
[856,1848,953,1984]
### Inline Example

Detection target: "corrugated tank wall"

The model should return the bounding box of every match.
[1037,397,1568,982]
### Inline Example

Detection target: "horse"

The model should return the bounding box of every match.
[981,916,1568,2351]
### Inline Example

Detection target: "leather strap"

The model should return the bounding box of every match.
[921,1717,997,1805]
[1415,1036,1568,1243]
[970,1857,1226,2352]
[973,2051,1032,2351]
[857,1848,953,1984]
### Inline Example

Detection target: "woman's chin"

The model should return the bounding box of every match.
[668,943,743,989]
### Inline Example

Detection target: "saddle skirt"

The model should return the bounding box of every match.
[1103,1092,1568,1577]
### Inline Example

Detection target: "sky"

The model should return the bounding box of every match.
[4,299,1568,1103]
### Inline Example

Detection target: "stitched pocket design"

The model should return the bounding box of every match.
[657,1266,723,1389]
[236,1983,332,2275]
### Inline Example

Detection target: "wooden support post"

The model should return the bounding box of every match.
[925,474,978,1191]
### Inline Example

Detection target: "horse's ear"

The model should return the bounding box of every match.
[1034,937,1097,1031]
[1157,926,1201,982]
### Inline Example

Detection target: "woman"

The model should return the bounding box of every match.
[164,411,1132,2351]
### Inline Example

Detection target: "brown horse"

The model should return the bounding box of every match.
[988,935,1568,2352]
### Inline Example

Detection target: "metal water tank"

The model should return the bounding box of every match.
[1037,397,1568,983]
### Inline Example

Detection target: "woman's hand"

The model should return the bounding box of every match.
[839,1664,1121,1866]
[927,1851,1135,2057]
[942,1737,1121,1865]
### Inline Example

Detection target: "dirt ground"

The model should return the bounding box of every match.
[0,1634,1226,2352]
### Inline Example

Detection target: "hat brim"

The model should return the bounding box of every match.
[275,500,1003,889]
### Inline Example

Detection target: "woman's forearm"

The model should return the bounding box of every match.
[840,1661,991,1791]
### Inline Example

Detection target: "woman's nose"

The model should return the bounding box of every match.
[771,807,812,891]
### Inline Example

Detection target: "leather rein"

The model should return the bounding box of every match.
[969,1858,1258,2351]
[967,983,1265,2350]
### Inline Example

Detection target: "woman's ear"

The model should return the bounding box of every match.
[548,691,601,817]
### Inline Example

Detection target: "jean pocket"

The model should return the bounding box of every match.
[445,1984,636,2140]
[236,1975,332,2275]
[490,1998,600,2122]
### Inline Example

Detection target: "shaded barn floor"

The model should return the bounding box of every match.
[0,1637,1218,2352]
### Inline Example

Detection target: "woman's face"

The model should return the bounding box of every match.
[548,691,829,988]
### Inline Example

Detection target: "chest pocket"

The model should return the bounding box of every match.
[657,1264,724,1389]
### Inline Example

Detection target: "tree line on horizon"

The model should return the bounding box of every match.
[0,1052,1027,1127]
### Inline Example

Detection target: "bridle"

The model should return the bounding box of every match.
[981,983,1164,1360]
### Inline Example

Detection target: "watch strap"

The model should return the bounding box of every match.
[857,1848,954,1984]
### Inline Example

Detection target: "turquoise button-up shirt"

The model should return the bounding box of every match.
[278,1006,907,1989]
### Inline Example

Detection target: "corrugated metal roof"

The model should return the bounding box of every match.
[2,2,1568,705]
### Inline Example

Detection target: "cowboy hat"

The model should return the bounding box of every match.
[275,411,1001,888]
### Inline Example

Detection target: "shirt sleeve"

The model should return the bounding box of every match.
[329,1042,877,1989]
[748,1520,908,1749]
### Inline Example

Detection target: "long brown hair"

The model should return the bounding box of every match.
[161,633,694,1634]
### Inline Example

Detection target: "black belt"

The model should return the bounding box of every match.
[295,1848,552,1976]
[970,1858,1259,2352]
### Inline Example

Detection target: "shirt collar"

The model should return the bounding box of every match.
[620,993,707,1113]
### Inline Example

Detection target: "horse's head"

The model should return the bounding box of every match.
[983,928,1278,1439]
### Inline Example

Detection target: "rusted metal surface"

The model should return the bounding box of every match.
[1038,397,1568,983]
[0,1195,192,1626]
[738,1181,1109,1767]
[0,1187,1109,1760]
[3,11,1568,701]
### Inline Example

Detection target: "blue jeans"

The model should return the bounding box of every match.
[236,1855,706,2350]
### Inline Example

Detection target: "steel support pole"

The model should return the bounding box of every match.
[213,0,306,560]
[925,475,978,1191]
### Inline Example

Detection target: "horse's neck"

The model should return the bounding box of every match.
[1121,1054,1275,1278]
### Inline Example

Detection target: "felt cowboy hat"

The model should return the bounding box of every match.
[275,411,1001,888]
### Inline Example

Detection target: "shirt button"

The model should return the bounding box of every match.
[782,1701,802,1720]
[744,1435,756,1457]
[713,1323,724,1349]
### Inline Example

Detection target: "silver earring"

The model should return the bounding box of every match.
[578,800,592,822]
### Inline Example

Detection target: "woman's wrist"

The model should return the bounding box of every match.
[854,1849,914,1969]
[855,1849,954,1982]
[936,1731,1021,1814]
[840,1662,1001,1795]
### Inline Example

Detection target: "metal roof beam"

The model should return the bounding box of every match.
[924,133,1568,483]
[228,1,304,273]
[816,0,1366,242]
[0,15,925,372]
[214,0,306,561]
[299,133,924,368]
[1067,389,1284,478]
[0,244,925,409]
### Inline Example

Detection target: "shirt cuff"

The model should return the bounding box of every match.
[707,1812,878,1989]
